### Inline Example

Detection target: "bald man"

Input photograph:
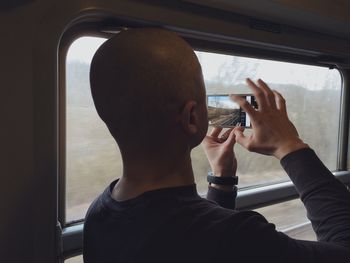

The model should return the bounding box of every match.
[83,28,350,263]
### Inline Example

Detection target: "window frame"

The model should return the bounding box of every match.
[58,20,350,261]
[59,25,113,228]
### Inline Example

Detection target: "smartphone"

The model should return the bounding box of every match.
[207,94,258,128]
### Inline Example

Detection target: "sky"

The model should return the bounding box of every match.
[208,95,239,109]
[67,36,341,91]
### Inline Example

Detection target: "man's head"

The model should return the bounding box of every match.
[90,28,207,157]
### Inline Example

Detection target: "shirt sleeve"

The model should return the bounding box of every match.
[220,210,350,263]
[206,185,237,210]
[280,148,350,243]
[219,148,350,262]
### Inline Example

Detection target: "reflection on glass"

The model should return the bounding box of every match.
[65,37,341,222]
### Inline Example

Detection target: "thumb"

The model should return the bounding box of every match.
[224,129,236,148]
[201,135,211,146]
[233,127,250,148]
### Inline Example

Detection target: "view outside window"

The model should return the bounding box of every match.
[65,36,341,222]
[193,51,341,189]
[65,256,82,263]
[255,198,316,240]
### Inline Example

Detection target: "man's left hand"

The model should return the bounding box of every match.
[202,127,239,191]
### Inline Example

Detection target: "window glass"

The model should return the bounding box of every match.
[254,198,316,241]
[65,255,83,263]
[65,37,341,222]
[66,37,113,222]
[194,51,341,189]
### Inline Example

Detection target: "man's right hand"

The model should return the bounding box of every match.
[231,78,309,160]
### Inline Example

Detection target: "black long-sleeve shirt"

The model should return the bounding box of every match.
[83,149,350,262]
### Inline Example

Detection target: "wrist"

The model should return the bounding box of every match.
[212,169,235,177]
[274,140,309,160]
[209,183,235,192]
[207,172,238,192]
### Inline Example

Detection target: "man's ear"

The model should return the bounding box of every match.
[180,100,199,135]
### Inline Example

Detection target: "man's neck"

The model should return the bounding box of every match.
[111,154,195,201]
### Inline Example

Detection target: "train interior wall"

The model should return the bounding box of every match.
[1,0,350,262]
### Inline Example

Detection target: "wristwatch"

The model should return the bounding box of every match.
[207,172,238,185]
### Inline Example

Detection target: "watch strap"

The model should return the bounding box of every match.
[207,172,238,185]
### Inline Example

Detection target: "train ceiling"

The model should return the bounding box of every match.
[184,0,350,39]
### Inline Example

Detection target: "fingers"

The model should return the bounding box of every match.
[234,125,245,133]
[257,79,276,109]
[210,127,222,137]
[246,78,277,111]
[245,78,288,116]
[246,78,268,111]
[247,78,287,114]
[273,90,287,115]
[221,128,235,145]
[230,95,257,120]
[220,128,233,139]
[207,127,236,145]
[205,127,232,144]
[233,126,251,149]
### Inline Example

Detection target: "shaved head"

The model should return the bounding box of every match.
[90,28,207,154]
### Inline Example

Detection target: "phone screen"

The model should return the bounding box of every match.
[207,94,257,128]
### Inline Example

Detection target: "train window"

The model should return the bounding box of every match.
[65,37,111,222]
[65,36,341,222]
[193,51,341,189]
[65,255,82,263]
[254,199,316,241]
